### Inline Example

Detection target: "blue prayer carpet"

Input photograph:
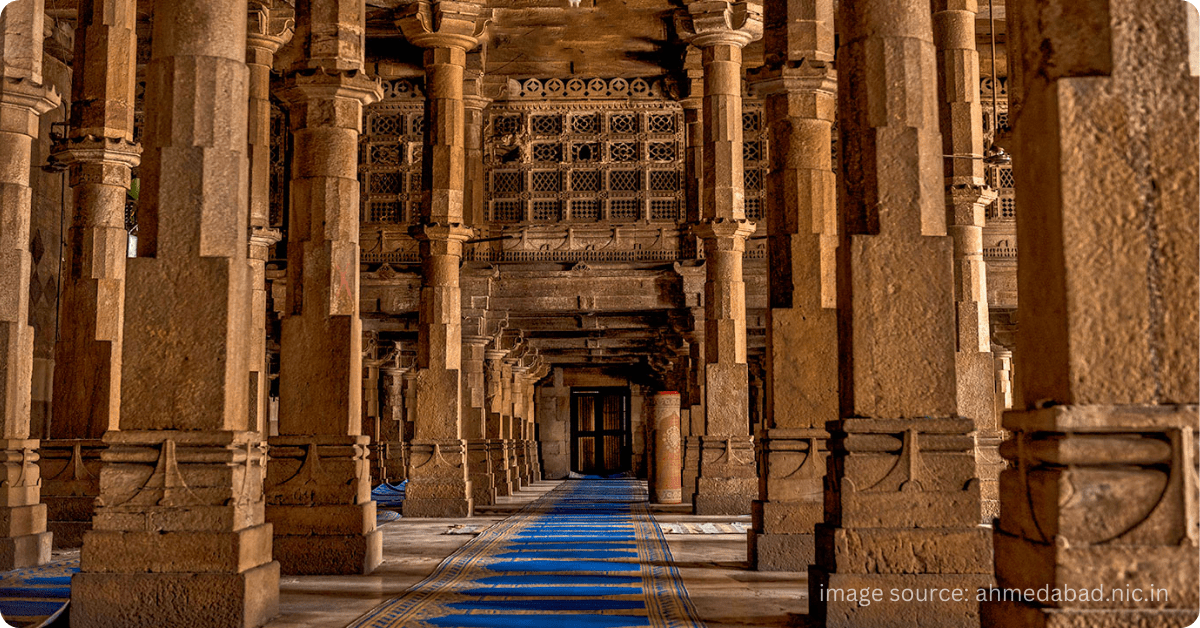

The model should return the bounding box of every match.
[349,480,705,628]
[0,558,77,627]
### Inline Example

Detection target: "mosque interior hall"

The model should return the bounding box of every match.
[0,0,1196,626]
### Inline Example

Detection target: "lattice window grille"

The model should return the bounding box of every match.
[532,200,562,222]
[744,168,763,192]
[531,114,563,136]
[745,198,763,221]
[647,142,676,162]
[743,110,761,133]
[493,200,524,223]
[360,97,425,224]
[531,170,563,193]
[611,169,640,191]
[572,113,600,135]
[742,101,769,228]
[743,140,762,163]
[647,113,675,134]
[493,171,523,196]
[649,170,677,192]
[650,198,679,222]
[571,142,601,163]
[609,198,642,221]
[532,143,563,163]
[610,113,638,134]
[571,199,600,221]
[485,103,685,226]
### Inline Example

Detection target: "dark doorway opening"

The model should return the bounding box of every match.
[570,388,631,476]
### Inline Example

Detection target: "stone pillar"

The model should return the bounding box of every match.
[502,354,523,490]
[746,0,837,571]
[681,327,704,504]
[679,0,763,516]
[484,348,511,496]
[463,334,495,507]
[71,0,281,622]
[363,356,382,485]
[652,392,683,504]
[269,0,384,575]
[0,0,58,569]
[379,365,408,483]
[397,0,485,518]
[983,1,1199,625]
[524,362,547,482]
[511,362,532,487]
[933,0,1000,526]
[246,3,290,436]
[808,0,992,624]
[402,368,418,471]
[42,0,139,550]
[463,72,489,229]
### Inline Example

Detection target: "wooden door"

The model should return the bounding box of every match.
[570,388,630,475]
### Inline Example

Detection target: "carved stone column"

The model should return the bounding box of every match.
[746,0,837,571]
[502,353,523,490]
[933,0,1000,526]
[71,0,280,623]
[379,363,408,484]
[652,392,683,504]
[269,0,384,575]
[397,0,485,518]
[523,361,548,483]
[511,362,532,487]
[485,346,512,496]
[0,0,59,569]
[246,3,290,436]
[42,0,139,550]
[678,0,762,516]
[462,333,495,507]
[983,1,1198,625]
[808,0,992,624]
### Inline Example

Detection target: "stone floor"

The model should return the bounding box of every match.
[265,480,808,627]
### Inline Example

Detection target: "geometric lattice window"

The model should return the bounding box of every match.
[650,198,679,221]
[744,168,763,192]
[611,170,640,191]
[572,170,602,192]
[533,143,562,163]
[361,92,425,223]
[610,198,641,221]
[533,200,562,222]
[743,141,762,163]
[531,115,563,136]
[647,113,675,134]
[486,102,685,227]
[648,142,675,162]
[610,142,638,162]
[742,110,761,133]
[531,171,563,193]
[494,114,522,136]
[649,170,677,192]
[493,200,523,223]
[493,171,523,196]
[572,142,601,163]
[745,197,763,221]
[571,199,600,221]
[572,113,600,135]
[610,113,638,134]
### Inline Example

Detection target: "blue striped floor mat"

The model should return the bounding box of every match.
[0,558,76,627]
[348,479,704,628]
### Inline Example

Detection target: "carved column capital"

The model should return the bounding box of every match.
[397,0,489,52]
[675,0,764,49]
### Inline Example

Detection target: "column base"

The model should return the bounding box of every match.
[72,559,280,628]
[404,439,473,517]
[681,436,700,504]
[490,441,512,497]
[403,494,474,518]
[748,530,813,572]
[0,529,51,570]
[48,516,90,549]
[40,439,105,549]
[693,487,754,515]
[810,570,993,628]
[467,440,496,507]
[266,503,382,575]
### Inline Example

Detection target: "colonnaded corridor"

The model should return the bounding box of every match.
[267,480,802,627]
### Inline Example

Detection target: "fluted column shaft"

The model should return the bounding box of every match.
[748,0,838,571]
[0,0,59,570]
[269,0,383,575]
